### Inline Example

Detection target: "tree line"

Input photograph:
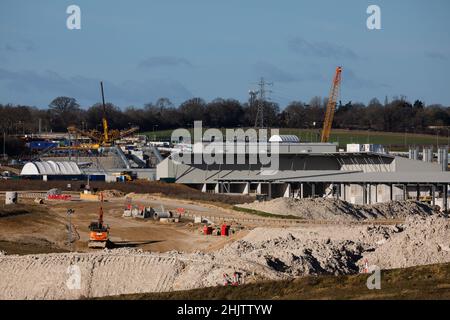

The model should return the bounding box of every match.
[1,96,449,136]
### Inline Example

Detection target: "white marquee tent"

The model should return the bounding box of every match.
[20,161,82,176]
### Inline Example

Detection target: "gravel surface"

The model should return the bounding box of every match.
[1,214,449,299]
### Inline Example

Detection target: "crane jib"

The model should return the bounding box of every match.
[321,67,342,143]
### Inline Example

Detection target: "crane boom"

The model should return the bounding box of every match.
[66,81,139,148]
[321,67,342,143]
[100,81,109,144]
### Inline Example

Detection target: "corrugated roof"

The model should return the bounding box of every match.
[173,165,450,184]
[218,171,450,184]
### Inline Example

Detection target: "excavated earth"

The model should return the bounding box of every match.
[1,214,449,299]
[237,198,438,221]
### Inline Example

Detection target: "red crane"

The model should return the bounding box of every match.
[321,67,342,143]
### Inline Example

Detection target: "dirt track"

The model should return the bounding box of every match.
[0,195,245,255]
[1,215,449,299]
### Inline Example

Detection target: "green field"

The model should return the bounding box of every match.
[143,128,449,151]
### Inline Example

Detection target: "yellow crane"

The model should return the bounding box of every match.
[321,67,342,143]
[67,82,139,147]
[100,81,110,145]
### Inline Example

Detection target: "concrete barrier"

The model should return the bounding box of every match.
[5,191,18,205]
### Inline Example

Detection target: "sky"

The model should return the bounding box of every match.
[0,0,449,109]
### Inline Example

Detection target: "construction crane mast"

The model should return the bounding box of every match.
[321,67,342,143]
[100,81,110,145]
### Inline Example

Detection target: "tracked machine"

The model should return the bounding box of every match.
[88,193,110,248]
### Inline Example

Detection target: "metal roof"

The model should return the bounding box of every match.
[173,165,450,184]
[217,170,450,184]
[162,152,449,185]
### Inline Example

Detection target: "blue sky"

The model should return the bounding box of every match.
[0,0,449,108]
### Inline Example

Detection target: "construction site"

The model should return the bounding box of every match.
[1,65,450,300]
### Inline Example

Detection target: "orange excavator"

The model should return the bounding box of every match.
[88,193,110,248]
[321,66,342,143]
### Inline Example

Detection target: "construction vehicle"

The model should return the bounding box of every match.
[321,67,342,143]
[112,171,135,182]
[67,82,139,148]
[88,193,110,248]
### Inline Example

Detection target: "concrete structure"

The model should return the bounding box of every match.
[157,142,450,211]
[5,191,18,205]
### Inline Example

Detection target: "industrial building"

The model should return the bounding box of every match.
[157,138,450,211]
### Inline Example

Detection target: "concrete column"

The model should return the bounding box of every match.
[311,183,315,198]
[403,184,407,201]
[215,183,220,194]
[336,184,340,200]
[375,184,378,203]
[201,183,207,193]
[257,183,262,194]
[343,184,346,201]
[243,182,250,195]
[300,183,304,199]
[368,184,371,204]
[223,182,230,193]
[268,182,272,200]
[283,183,291,198]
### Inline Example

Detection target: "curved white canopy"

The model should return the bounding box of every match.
[20,161,82,175]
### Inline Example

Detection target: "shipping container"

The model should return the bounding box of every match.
[29,141,58,150]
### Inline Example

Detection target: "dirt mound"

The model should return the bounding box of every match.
[219,235,366,277]
[102,190,125,198]
[237,198,436,221]
[362,215,450,269]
